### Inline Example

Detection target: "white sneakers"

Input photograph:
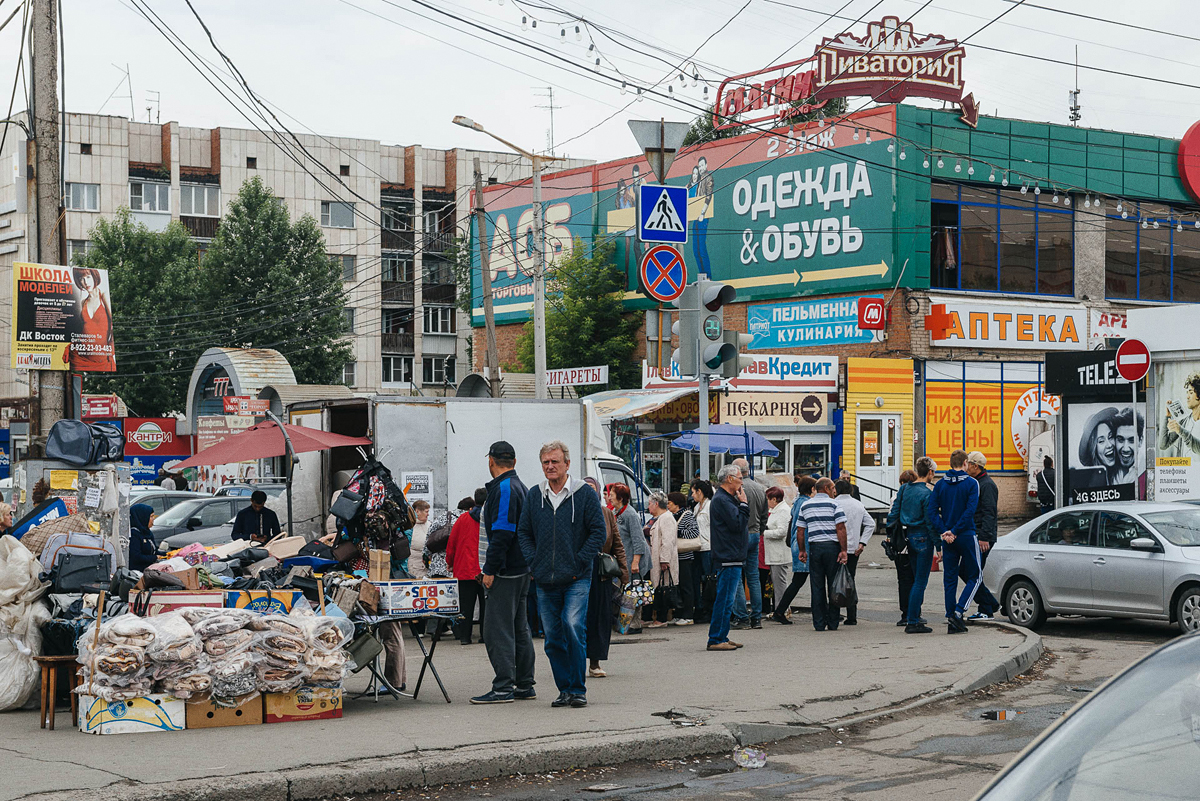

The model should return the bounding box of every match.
[672,618,694,626]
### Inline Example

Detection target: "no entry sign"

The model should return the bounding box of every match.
[1115,338,1150,383]
[639,245,687,303]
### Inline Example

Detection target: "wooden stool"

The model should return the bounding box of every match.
[34,655,79,731]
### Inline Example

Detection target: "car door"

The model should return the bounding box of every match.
[1029,510,1099,611]
[197,500,234,529]
[1091,511,1167,616]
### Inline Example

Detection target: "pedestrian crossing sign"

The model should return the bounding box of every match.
[638,183,688,244]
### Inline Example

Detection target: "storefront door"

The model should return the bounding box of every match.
[857,414,901,507]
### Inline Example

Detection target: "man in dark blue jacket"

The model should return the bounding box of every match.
[517,440,606,708]
[706,465,749,651]
[929,449,981,634]
[472,441,536,705]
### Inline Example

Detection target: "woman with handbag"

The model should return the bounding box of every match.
[763,487,793,622]
[690,480,713,623]
[645,492,679,629]
[667,492,699,626]
[583,478,628,677]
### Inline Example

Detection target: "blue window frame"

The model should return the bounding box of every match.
[930,183,1074,297]
[1105,202,1200,303]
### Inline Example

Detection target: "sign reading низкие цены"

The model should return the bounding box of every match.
[747,295,882,349]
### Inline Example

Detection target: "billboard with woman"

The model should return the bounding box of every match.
[1066,401,1145,504]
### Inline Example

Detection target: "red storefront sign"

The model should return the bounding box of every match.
[857,297,886,330]
[222,396,270,415]
[81,394,119,419]
[125,417,189,456]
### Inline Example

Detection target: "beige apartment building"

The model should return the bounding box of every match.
[0,112,589,400]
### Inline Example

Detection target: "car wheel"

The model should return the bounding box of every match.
[1176,587,1200,635]
[1005,579,1046,630]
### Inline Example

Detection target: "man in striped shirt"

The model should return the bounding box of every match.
[795,478,849,631]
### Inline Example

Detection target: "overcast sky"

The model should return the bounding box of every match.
[4,0,1198,165]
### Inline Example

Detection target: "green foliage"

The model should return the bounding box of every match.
[682,96,851,147]
[446,233,474,315]
[78,209,202,416]
[516,239,642,395]
[199,177,351,385]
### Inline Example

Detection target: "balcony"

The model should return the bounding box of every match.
[382,228,415,252]
[422,283,457,305]
[181,215,220,240]
[381,281,414,306]
[381,332,414,353]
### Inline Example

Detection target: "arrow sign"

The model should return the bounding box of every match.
[725,271,800,289]
[800,260,889,283]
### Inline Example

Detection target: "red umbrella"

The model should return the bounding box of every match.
[174,420,372,469]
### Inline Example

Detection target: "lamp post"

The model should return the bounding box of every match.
[453,116,568,400]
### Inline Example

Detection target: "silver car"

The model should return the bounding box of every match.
[984,502,1200,634]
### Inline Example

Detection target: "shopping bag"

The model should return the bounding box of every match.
[615,592,641,635]
[654,574,681,610]
[830,564,857,608]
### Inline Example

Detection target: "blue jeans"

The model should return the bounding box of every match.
[733,533,762,621]
[692,217,711,277]
[707,565,743,646]
[536,578,591,697]
[906,532,934,625]
[942,533,986,617]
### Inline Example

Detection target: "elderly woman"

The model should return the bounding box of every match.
[644,492,679,629]
[667,491,698,626]
[584,477,628,678]
[773,476,817,624]
[763,486,792,622]
[607,483,648,580]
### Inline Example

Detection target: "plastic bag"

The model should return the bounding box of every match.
[102,613,156,647]
[307,649,347,686]
[203,629,255,657]
[193,609,254,638]
[247,614,305,637]
[0,630,39,711]
[256,665,307,693]
[831,564,857,608]
[304,616,353,652]
[145,613,201,663]
[209,650,260,700]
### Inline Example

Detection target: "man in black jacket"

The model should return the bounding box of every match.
[965,452,1002,620]
[706,465,750,652]
[472,441,536,705]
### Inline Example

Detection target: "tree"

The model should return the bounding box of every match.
[77,209,203,416]
[682,103,743,147]
[200,177,351,385]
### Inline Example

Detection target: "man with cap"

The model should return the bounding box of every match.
[471,441,536,704]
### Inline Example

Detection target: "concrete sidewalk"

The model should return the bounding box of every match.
[2,560,1040,801]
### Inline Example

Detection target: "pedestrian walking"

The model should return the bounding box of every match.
[667,491,698,626]
[773,476,817,624]
[706,465,749,651]
[889,459,937,633]
[762,487,792,623]
[517,440,607,708]
[887,470,918,626]
[582,477,628,679]
[645,492,679,628]
[448,488,487,645]
[1036,456,1056,515]
[929,449,982,634]
[965,452,1002,620]
[690,480,713,624]
[833,479,875,626]
[731,458,768,630]
[608,483,648,580]
[471,441,536,705]
[794,478,849,631]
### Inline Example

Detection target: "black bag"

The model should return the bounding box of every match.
[654,573,682,610]
[88,422,124,463]
[51,551,112,593]
[45,420,93,466]
[598,552,622,580]
[701,573,718,606]
[331,488,366,522]
[425,513,454,554]
[298,541,336,561]
[830,564,857,608]
[41,619,90,656]
[389,533,411,565]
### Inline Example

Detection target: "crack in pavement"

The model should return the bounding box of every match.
[0,744,136,787]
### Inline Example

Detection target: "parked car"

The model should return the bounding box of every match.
[985,501,1200,634]
[214,483,286,498]
[157,517,236,554]
[972,633,1200,800]
[127,489,205,517]
[150,496,252,543]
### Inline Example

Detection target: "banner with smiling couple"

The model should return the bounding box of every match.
[11,261,116,371]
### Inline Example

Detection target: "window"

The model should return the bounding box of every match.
[246,157,257,169]
[930,183,1073,296]
[1032,511,1094,545]
[381,200,414,231]
[199,501,234,527]
[1097,511,1151,549]
[423,254,454,285]
[423,305,456,334]
[80,143,92,155]
[756,439,788,474]
[129,181,170,213]
[180,184,219,217]
[423,356,455,385]
[66,240,91,264]
[335,254,356,281]
[1106,203,1200,302]
[66,182,99,211]
[343,307,355,333]
[382,355,413,384]
[424,206,452,252]
[382,254,412,282]
[339,164,350,176]
[321,201,355,228]
[382,309,410,333]
[342,361,356,387]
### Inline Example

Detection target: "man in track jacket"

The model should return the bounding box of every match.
[928,449,982,634]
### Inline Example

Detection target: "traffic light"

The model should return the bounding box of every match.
[720,329,755,379]
[669,283,698,375]
[695,279,738,375]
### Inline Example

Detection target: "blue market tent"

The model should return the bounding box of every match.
[668,424,779,456]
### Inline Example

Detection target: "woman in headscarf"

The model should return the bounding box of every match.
[584,477,628,678]
[129,503,158,572]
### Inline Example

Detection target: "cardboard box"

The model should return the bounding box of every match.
[78,693,186,734]
[265,685,342,723]
[136,567,201,591]
[372,579,459,617]
[368,549,390,582]
[358,580,380,614]
[131,590,225,616]
[224,589,305,615]
[186,695,263,729]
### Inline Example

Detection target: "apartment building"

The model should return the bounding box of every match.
[0,112,590,400]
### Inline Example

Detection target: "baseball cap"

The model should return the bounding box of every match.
[487,440,516,460]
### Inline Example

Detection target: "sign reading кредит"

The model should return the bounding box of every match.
[747,295,883,349]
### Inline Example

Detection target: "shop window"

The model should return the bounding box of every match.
[1105,203,1200,302]
[929,183,1073,296]
[793,443,829,477]
[756,439,788,475]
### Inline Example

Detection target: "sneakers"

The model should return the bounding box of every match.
[672,618,694,626]
[470,690,514,704]
[772,613,793,626]
[707,641,738,651]
[550,692,572,708]
[730,618,752,630]
[588,667,607,678]
[750,618,763,629]
[513,687,537,700]
[947,614,968,634]
[905,623,933,634]
[644,621,668,629]
[569,695,588,708]
[967,612,995,622]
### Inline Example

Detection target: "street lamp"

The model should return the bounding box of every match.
[453,115,568,400]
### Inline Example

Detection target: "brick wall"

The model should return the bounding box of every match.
[995,473,1038,521]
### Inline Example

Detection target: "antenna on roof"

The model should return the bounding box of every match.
[1068,46,1081,126]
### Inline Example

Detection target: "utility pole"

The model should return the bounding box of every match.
[472,157,501,397]
[30,0,67,436]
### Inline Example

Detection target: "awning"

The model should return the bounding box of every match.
[583,386,697,423]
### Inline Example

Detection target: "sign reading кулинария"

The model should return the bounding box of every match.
[747,295,883,349]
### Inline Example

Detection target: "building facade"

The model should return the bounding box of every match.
[0,112,590,401]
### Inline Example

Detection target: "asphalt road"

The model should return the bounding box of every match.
[346,617,1175,801]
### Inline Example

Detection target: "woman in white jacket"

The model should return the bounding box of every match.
[645,492,679,628]
[763,486,793,623]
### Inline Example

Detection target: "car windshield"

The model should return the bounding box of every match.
[1143,510,1200,546]
[979,637,1200,801]
[154,499,206,527]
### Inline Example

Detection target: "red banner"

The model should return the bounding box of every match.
[125,417,189,456]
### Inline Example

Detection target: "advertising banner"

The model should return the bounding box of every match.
[720,392,827,427]
[642,354,838,392]
[747,295,882,349]
[222,397,270,415]
[1154,361,1200,501]
[1065,401,1145,504]
[925,298,1086,351]
[1089,309,1129,349]
[81,395,120,419]
[125,418,189,456]
[11,262,115,371]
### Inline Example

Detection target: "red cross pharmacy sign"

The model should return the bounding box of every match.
[639,245,687,303]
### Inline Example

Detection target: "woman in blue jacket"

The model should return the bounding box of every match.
[772,476,817,625]
[129,503,158,572]
[888,456,938,633]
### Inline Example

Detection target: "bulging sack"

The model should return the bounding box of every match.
[830,564,857,608]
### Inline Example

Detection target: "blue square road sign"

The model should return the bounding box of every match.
[638,183,688,244]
